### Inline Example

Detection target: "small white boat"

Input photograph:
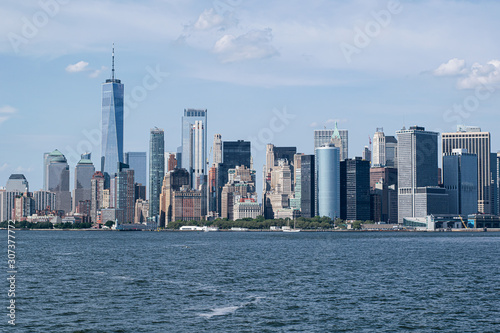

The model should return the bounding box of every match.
[282,220,301,232]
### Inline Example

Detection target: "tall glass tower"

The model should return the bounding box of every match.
[181,109,207,188]
[101,44,124,177]
[149,128,165,218]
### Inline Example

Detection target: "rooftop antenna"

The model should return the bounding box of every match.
[111,43,115,81]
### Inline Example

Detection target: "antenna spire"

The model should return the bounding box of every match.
[112,43,115,80]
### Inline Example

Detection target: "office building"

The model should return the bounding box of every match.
[370,167,397,190]
[181,108,207,188]
[491,153,498,216]
[165,153,177,172]
[372,128,385,167]
[340,157,370,221]
[91,171,105,223]
[216,140,252,215]
[213,134,222,165]
[314,123,348,160]
[299,155,315,218]
[33,190,56,212]
[14,193,35,221]
[116,163,135,223]
[362,146,371,163]
[315,143,340,219]
[149,128,165,219]
[443,149,478,216]
[73,153,95,213]
[397,126,443,223]
[125,152,147,186]
[385,136,398,167]
[101,45,124,176]
[442,126,491,213]
[46,149,72,213]
[134,199,149,223]
[220,165,257,220]
[159,168,190,225]
[6,174,29,192]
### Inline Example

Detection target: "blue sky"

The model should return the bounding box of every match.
[1,0,500,192]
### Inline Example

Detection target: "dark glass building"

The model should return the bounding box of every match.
[149,128,165,219]
[340,157,371,221]
[300,155,315,218]
[216,140,251,214]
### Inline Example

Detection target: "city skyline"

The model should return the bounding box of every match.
[2,1,500,193]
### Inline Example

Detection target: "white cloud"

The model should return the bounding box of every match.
[0,105,17,125]
[194,8,224,30]
[14,166,33,173]
[0,163,9,171]
[213,29,279,63]
[433,58,467,76]
[89,66,107,78]
[309,122,318,127]
[457,60,500,89]
[65,61,89,73]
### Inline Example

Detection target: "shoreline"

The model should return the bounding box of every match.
[1,228,498,232]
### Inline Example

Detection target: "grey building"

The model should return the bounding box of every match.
[385,136,398,168]
[73,153,95,212]
[443,149,478,215]
[299,155,315,218]
[125,152,147,186]
[34,190,56,212]
[314,125,348,160]
[46,149,72,213]
[6,174,29,192]
[149,128,165,218]
[397,126,440,223]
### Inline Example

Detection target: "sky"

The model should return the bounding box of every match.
[1,0,500,193]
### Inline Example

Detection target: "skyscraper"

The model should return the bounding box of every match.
[101,45,124,176]
[299,155,315,218]
[6,174,28,192]
[73,153,95,212]
[149,128,165,219]
[213,134,222,165]
[340,157,371,221]
[314,124,348,160]
[442,126,491,213]
[216,140,252,215]
[91,171,105,223]
[397,126,446,223]
[159,168,190,224]
[124,152,147,186]
[116,163,135,223]
[315,144,340,219]
[181,108,207,187]
[385,136,398,167]
[46,149,72,213]
[372,128,385,167]
[362,146,371,163]
[443,149,478,216]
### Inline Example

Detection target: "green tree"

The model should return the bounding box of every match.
[105,220,114,228]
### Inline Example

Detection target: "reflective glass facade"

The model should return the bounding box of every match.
[101,79,124,176]
[315,145,340,219]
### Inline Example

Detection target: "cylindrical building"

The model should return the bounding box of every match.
[315,144,340,219]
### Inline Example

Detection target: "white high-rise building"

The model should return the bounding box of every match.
[372,128,386,167]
